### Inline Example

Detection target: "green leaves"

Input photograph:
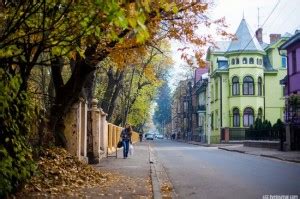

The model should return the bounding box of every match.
[0,70,36,197]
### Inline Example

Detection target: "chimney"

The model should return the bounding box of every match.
[255,28,263,43]
[270,34,281,43]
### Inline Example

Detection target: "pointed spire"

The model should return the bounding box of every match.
[227,18,264,54]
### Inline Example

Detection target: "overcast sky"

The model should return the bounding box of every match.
[169,0,300,90]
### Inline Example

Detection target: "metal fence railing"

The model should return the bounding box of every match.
[245,129,285,141]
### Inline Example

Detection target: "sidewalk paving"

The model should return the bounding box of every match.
[91,141,153,198]
[218,145,300,163]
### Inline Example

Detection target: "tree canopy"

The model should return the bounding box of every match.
[0,0,227,195]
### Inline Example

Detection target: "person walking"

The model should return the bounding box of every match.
[139,132,143,142]
[120,124,132,159]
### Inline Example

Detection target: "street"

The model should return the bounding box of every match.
[150,139,300,199]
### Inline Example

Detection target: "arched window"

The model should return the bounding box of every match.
[258,58,262,65]
[258,77,262,96]
[249,57,254,64]
[242,57,247,64]
[257,58,259,65]
[232,76,239,96]
[258,108,263,119]
[236,58,240,64]
[233,108,240,127]
[243,76,254,95]
[243,107,254,127]
[231,58,235,65]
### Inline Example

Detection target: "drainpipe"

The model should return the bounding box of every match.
[220,75,223,128]
[263,74,266,120]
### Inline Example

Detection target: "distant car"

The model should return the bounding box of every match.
[156,134,164,139]
[145,134,154,140]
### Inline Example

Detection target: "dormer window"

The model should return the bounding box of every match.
[231,58,235,65]
[236,58,239,64]
[249,58,254,64]
[242,58,247,64]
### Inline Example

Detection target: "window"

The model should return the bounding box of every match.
[211,113,214,129]
[256,58,259,65]
[198,114,203,127]
[236,58,240,64]
[243,107,254,127]
[215,110,219,129]
[258,108,263,119]
[258,77,262,96]
[215,81,218,100]
[231,58,235,65]
[232,76,240,95]
[281,57,287,68]
[184,101,188,112]
[211,85,214,101]
[249,57,254,64]
[258,59,262,65]
[243,76,254,95]
[292,50,297,74]
[242,57,247,64]
[233,108,240,127]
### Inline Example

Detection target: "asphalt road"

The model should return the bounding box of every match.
[150,139,300,199]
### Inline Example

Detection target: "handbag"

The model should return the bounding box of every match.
[129,144,134,155]
[117,141,123,148]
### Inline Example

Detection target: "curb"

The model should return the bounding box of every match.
[149,144,161,199]
[260,154,300,163]
[149,143,177,199]
[218,147,246,153]
[218,147,300,163]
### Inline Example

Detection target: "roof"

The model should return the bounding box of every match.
[263,55,275,71]
[280,31,300,50]
[195,67,209,82]
[282,32,292,38]
[210,41,230,53]
[260,42,269,50]
[227,19,264,53]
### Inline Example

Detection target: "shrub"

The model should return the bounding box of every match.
[0,69,36,197]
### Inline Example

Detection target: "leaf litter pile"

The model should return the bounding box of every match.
[19,147,124,197]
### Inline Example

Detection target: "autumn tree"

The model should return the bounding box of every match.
[0,0,228,194]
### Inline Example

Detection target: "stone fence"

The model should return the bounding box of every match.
[64,98,139,164]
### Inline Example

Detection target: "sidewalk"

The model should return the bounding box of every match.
[176,139,235,147]
[88,141,174,199]
[18,142,165,198]
[218,145,300,163]
[91,141,153,198]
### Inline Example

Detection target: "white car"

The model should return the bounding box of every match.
[156,134,164,139]
[145,134,154,140]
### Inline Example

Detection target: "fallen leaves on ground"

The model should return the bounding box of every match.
[19,147,121,196]
[161,182,173,198]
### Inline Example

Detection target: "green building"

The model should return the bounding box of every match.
[206,18,289,143]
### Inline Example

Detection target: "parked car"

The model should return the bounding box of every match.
[156,134,164,139]
[145,134,154,140]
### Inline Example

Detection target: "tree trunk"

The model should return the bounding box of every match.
[49,52,96,147]
[106,69,124,121]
